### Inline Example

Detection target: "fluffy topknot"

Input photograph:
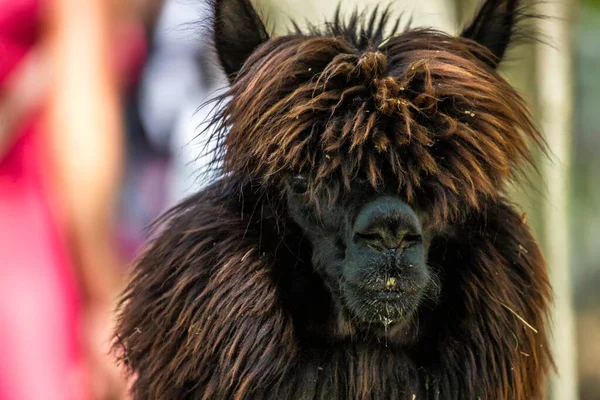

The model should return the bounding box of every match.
[206,26,542,222]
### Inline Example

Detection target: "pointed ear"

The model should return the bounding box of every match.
[460,0,523,68]
[212,0,270,83]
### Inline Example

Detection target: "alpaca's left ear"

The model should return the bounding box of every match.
[460,0,523,68]
[212,0,270,83]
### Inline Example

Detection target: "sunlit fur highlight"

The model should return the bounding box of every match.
[114,3,553,400]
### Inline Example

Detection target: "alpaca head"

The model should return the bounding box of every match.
[208,0,543,335]
[113,3,552,398]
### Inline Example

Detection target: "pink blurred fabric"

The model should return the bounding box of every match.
[0,1,148,397]
[0,122,86,400]
[0,0,86,399]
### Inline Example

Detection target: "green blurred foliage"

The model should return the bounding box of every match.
[585,0,600,9]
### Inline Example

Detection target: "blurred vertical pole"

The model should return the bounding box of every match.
[46,0,125,304]
[46,0,129,398]
[534,1,578,400]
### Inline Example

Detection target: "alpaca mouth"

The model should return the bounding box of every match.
[341,282,425,326]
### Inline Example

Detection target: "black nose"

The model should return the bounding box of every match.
[353,196,422,251]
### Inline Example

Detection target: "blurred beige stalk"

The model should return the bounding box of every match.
[45,0,128,398]
[534,1,578,399]
[46,0,124,310]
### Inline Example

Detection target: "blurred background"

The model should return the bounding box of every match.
[0,0,597,399]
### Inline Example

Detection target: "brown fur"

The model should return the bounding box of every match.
[114,1,553,399]
[216,29,542,222]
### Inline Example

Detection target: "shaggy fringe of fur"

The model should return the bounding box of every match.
[114,1,553,399]
[206,21,544,224]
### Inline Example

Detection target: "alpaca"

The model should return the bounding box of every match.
[114,0,553,398]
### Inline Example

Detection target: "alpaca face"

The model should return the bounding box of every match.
[285,178,437,328]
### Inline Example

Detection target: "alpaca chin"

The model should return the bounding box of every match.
[328,263,441,341]
[331,292,422,342]
[343,282,423,324]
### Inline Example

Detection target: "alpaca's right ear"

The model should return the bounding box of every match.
[213,0,269,83]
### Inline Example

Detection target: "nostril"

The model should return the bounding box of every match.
[354,230,387,250]
[352,196,423,251]
[401,234,422,247]
[355,231,384,242]
[354,229,421,251]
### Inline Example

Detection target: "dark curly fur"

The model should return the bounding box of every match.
[114,1,553,398]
